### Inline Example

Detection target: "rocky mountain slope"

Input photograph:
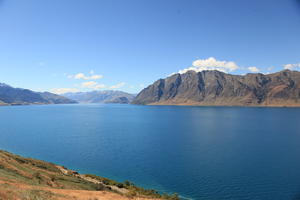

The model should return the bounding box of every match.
[0,83,76,105]
[63,90,135,104]
[0,150,178,200]
[132,70,300,106]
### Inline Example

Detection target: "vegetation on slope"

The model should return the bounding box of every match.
[0,150,179,200]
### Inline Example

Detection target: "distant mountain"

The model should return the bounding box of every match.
[132,70,300,106]
[39,92,77,104]
[63,90,136,104]
[0,83,77,105]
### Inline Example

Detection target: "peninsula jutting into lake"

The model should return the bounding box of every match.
[0,150,179,200]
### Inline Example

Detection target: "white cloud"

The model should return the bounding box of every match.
[110,82,126,89]
[69,73,103,80]
[81,81,97,87]
[248,66,260,73]
[50,88,80,94]
[178,57,239,74]
[81,81,106,90]
[74,73,86,79]
[284,63,300,70]
[93,84,106,89]
[90,75,103,79]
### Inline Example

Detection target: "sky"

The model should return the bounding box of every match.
[0,0,300,94]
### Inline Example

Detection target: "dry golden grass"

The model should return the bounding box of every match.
[0,150,178,200]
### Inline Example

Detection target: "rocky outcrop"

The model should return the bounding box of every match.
[132,70,300,106]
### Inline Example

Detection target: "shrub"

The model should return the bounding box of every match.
[33,172,42,180]
[32,172,43,184]
[95,183,105,191]
[124,180,133,187]
[126,190,137,197]
[162,193,179,200]
[116,183,124,188]
[49,175,56,182]
[102,179,110,185]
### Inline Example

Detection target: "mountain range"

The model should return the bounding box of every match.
[2,69,300,107]
[63,90,136,104]
[132,70,300,106]
[0,83,76,105]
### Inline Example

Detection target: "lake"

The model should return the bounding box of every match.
[0,104,300,200]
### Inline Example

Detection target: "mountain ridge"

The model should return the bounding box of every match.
[132,70,300,107]
[63,90,136,104]
[0,83,77,105]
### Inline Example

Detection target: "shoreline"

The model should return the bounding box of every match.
[0,149,179,200]
[1,102,300,108]
[134,103,300,108]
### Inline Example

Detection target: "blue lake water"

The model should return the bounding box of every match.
[1,104,300,200]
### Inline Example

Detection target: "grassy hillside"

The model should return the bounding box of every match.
[0,150,179,200]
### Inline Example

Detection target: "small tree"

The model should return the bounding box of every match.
[124,180,133,186]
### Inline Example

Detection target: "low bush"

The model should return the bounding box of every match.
[96,183,106,191]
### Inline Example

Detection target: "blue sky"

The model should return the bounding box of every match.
[0,0,299,94]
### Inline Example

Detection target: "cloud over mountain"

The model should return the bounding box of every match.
[178,57,239,74]
[110,82,126,89]
[284,63,300,70]
[248,66,260,73]
[80,81,106,90]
